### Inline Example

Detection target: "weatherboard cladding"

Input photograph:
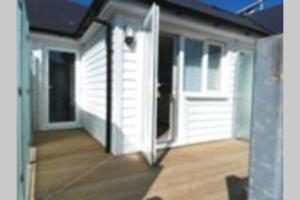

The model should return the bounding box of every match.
[79,27,108,147]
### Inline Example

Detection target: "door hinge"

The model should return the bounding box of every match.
[18,87,22,97]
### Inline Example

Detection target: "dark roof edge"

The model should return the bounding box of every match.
[75,0,108,37]
[29,0,271,39]
[30,27,77,38]
[30,0,107,39]
[157,1,270,36]
[247,3,283,35]
[247,17,277,35]
[252,3,283,15]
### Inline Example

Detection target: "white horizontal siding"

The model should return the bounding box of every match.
[110,16,143,155]
[121,44,139,137]
[112,25,241,153]
[79,28,107,146]
[110,15,248,154]
[111,23,123,155]
[184,49,239,144]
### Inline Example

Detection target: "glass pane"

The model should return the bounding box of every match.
[184,39,203,92]
[49,51,75,122]
[157,35,174,142]
[207,44,222,91]
[235,52,254,140]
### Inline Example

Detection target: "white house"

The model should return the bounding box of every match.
[28,0,272,165]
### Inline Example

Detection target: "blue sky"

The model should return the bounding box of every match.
[202,0,283,12]
[72,0,283,12]
[71,0,93,6]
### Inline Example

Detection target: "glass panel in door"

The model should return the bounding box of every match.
[48,50,75,123]
[235,51,254,140]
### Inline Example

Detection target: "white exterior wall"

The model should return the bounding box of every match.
[111,16,143,154]
[183,47,239,144]
[79,27,107,147]
[30,29,108,147]
[30,19,143,154]
[110,12,254,154]
[29,5,256,156]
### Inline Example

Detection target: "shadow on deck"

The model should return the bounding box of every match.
[226,176,249,200]
[33,129,249,200]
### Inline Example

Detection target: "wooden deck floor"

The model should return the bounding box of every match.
[34,129,249,200]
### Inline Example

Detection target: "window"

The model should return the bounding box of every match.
[184,39,203,91]
[183,38,224,96]
[207,44,222,91]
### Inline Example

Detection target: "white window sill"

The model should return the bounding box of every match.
[183,92,229,100]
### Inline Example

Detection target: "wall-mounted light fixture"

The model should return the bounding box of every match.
[124,26,135,46]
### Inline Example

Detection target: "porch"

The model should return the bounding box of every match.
[33,130,249,200]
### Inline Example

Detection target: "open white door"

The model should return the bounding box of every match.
[141,3,160,165]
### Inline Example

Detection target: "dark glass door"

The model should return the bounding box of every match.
[157,34,175,142]
[48,50,75,123]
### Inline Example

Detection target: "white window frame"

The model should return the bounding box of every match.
[183,37,228,99]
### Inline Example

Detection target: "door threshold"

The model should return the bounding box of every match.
[157,140,174,149]
[40,124,81,131]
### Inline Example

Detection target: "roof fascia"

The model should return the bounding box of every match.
[78,0,116,45]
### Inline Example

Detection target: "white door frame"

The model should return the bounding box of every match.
[141,3,160,165]
[41,47,80,130]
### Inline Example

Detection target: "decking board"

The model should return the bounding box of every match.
[34,129,249,200]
